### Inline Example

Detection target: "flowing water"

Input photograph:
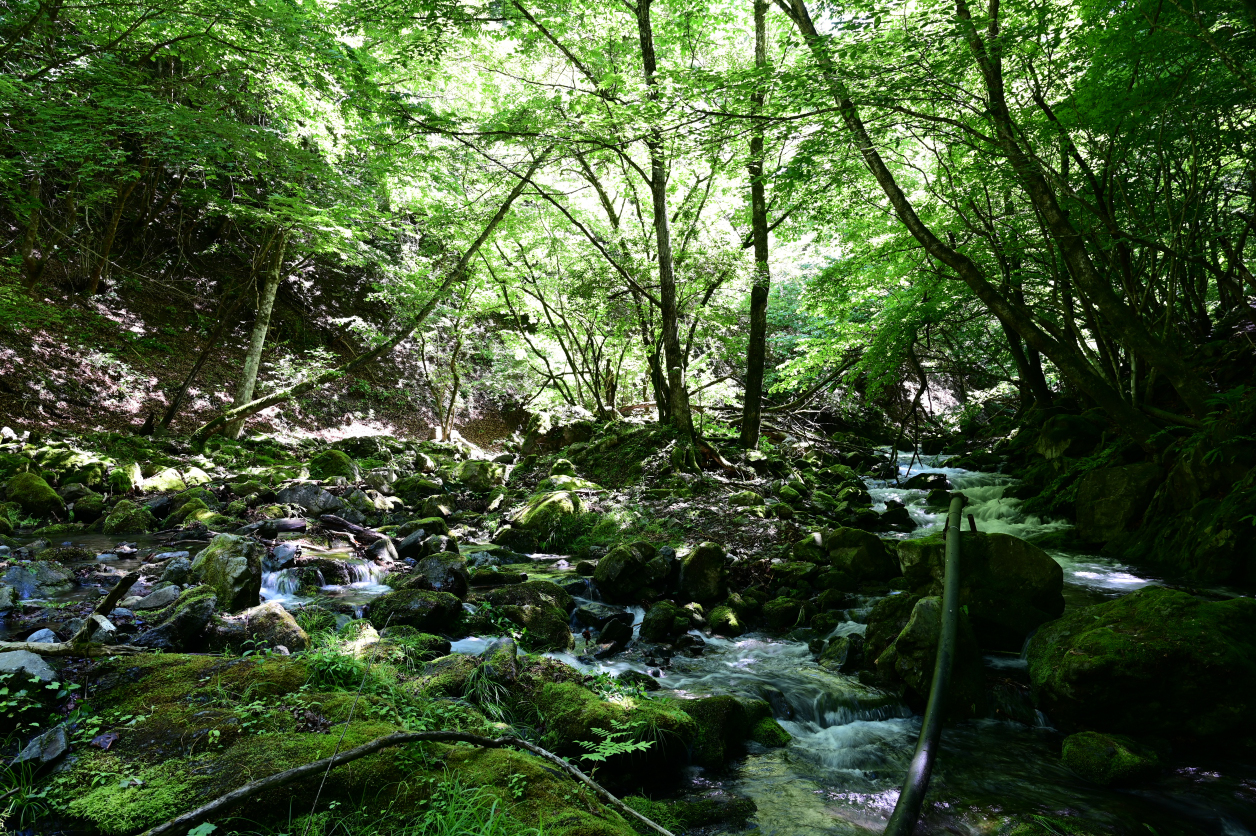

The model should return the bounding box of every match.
[542,454,1256,836]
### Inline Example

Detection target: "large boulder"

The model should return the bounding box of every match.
[207,602,311,652]
[366,589,462,633]
[471,581,575,651]
[1034,414,1104,462]
[190,534,264,612]
[874,595,985,717]
[308,450,359,481]
[679,542,727,603]
[1026,586,1256,739]
[5,472,65,518]
[897,531,1064,651]
[141,467,188,493]
[1061,732,1161,786]
[406,554,471,599]
[1075,463,1162,544]
[453,460,508,493]
[593,542,658,602]
[639,601,689,642]
[102,499,159,534]
[512,490,582,531]
[275,483,348,516]
[795,527,898,582]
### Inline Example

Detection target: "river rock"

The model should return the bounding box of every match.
[512,490,582,530]
[366,589,462,633]
[708,604,744,637]
[133,586,218,651]
[1075,463,1162,543]
[639,600,689,643]
[1061,731,1161,786]
[1,560,74,599]
[897,531,1064,651]
[102,499,158,534]
[207,601,311,653]
[142,467,187,493]
[0,650,55,683]
[818,633,865,672]
[160,556,193,585]
[679,542,727,603]
[1026,586,1256,739]
[1034,413,1104,462]
[903,472,950,491]
[453,460,508,492]
[276,483,345,516]
[132,585,182,610]
[6,472,65,518]
[309,450,359,481]
[874,595,985,717]
[406,554,471,598]
[26,628,57,643]
[593,542,657,602]
[190,533,264,612]
[574,601,633,630]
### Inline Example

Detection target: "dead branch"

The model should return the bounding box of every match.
[0,573,149,657]
[139,729,674,836]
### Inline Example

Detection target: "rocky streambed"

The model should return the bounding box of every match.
[0,428,1254,836]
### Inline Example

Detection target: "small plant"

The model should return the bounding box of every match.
[577,719,655,764]
[506,772,528,800]
[0,761,52,831]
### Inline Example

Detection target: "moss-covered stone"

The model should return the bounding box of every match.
[1061,731,1161,786]
[750,716,792,747]
[190,534,264,612]
[676,695,753,767]
[708,605,744,637]
[73,490,106,522]
[142,467,188,493]
[1027,586,1256,738]
[454,460,508,492]
[873,596,985,718]
[108,462,141,493]
[102,499,159,534]
[678,542,726,603]
[639,600,689,643]
[514,490,582,530]
[309,449,359,481]
[762,597,804,631]
[5,471,65,518]
[367,588,463,632]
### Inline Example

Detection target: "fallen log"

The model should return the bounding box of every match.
[0,572,149,657]
[318,514,385,543]
[139,729,674,836]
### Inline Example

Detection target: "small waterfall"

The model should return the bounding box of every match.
[261,569,303,603]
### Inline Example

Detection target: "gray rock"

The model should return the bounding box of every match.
[574,602,634,630]
[133,587,218,651]
[0,650,56,683]
[159,556,192,586]
[96,553,119,561]
[26,628,57,643]
[111,608,134,618]
[0,546,10,559]
[275,483,347,516]
[190,533,264,612]
[13,725,68,766]
[66,614,117,643]
[600,618,633,647]
[366,537,398,565]
[1,561,74,599]
[0,585,14,610]
[152,550,191,562]
[133,585,182,610]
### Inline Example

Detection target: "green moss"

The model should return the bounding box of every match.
[63,756,207,834]
[676,695,751,767]
[309,449,358,480]
[1060,731,1160,786]
[534,681,696,762]
[5,471,64,518]
[102,499,159,534]
[750,716,791,747]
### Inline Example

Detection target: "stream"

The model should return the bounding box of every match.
[11,454,1256,834]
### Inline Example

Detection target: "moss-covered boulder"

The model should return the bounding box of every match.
[535,681,696,770]
[190,534,264,612]
[133,586,219,651]
[366,589,463,633]
[676,696,783,766]
[108,462,141,494]
[679,542,726,603]
[708,605,744,637]
[874,595,985,717]
[728,490,764,507]
[142,467,188,493]
[794,527,897,581]
[1,560,74,599]
[453,460,508,493]
[897,530,1064,651]
[592,542,661,603]
[513,490,582,530]
[471,581,575,651]
[207,602,311,653]
[762,597,804,631]
[1061,731,1161,786]
[473,580,575,614]
[639,600,689,643]
[102,499,159,534]
[309,449,359,481]
[550,458,577,477]
[1026,586,1256,738]
[5,472,64,518]
[413,652,479,696]
[0,453,39,482]
[1075,463,1162,544]
[73,490,106,523]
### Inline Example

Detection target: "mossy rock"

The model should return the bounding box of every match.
[0,453,39,482]
[639,601,689,643]
[190,534,264,612]
[1061,731,1161,786]
[74,491,107,522]
[163,497,211,528]
[366,588,463,633]
[762,597,804,631]
[514,490,583,530]
[1027,586,1256,739]
[413,652,480,696]
[102,499,159,534]
[142,467,188,493]
[534,681,696,766]
[678,542,726,603]
[676,695,754,767]
[708,605,744,637]
[750,715,791,747]
[34,545,93,563]
[453,460,508,493]
[536,474,602,492]
[5,471,65,518]
[309,449,359,481]
[109,462,141,493]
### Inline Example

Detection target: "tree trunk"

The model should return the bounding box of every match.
[87,163,147,296]
[780,0,1163,448]
[192,151,550,443]
[225,229,288,439]
[637,0,695,442]
[741,0,772,449]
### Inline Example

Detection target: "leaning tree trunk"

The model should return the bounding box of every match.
[87,162,147,296]
[637,0,696,445]
[741,0,772,449]
[225,229,288,439]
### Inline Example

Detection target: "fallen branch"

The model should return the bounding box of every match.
[318,515,385,543]
[0,573,150,657]
[139,729,674,836]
